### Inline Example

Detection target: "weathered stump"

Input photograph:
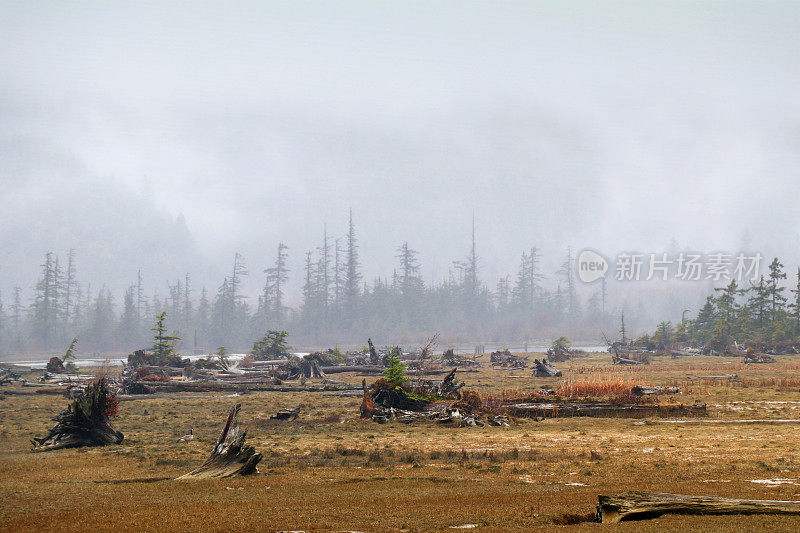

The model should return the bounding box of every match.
[31,377,123,452]
[177,404,262,479]
[533,358,562,377]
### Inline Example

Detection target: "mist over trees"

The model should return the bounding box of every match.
[0,211,637,355]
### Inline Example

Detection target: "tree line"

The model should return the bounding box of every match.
[0,212,620,354]
[633,258,800,351]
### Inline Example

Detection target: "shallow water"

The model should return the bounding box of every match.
[9,343,607,369]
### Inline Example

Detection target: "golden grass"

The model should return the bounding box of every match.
[3,353,800,531]
[556,372,649,400]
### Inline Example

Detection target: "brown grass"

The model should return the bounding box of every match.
[4,353,800,531]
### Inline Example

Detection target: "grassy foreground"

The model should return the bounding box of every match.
[3,353,800,531]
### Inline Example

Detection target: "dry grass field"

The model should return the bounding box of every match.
[4,353,800,531]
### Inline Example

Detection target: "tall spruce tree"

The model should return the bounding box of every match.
[30,252,60,347]
[267,243,289,326]
[343,209,361,319]
[790,268,800,335]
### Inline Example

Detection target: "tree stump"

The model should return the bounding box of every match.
[31,377,123,452]
[533,358,562,377]
[177,404,262,479]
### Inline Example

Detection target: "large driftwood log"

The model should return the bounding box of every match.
[127,381,361,393]
[177,404,262,479]
[510,402,707,419]
[31,378,123,452]
[613,354,647,365]
[321,365,383,374]
[597,491,800,523]
[4,388,71,396]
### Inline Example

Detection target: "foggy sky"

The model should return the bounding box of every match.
[2,1,799,304]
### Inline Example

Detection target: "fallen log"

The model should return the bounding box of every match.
[686,374,739,381]
[136,365,185,376]
[3,388,70,396]
[597,491,800,523]
[631,386,680,396]
[31,377,123,452]
[226,370,278,379]
[613,355,648,365]
[668,350,699,357]
[117,393,218,401]
[1,363,35,373]
[38,373,91,383]
[634,418,800,425]
[320,365,383,374]
[249,359,289,366]
[127,381,361,393]
[509,402,707,419]
[177,403,262,479]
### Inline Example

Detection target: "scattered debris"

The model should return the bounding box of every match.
[744,351,776,364]
[0,367,22,385]
[486,415,510,426]
[177,404,262,479]
[440,349,479,367]
[490,349,527,368]
[605,335,651,365]
[31,377,123,452]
